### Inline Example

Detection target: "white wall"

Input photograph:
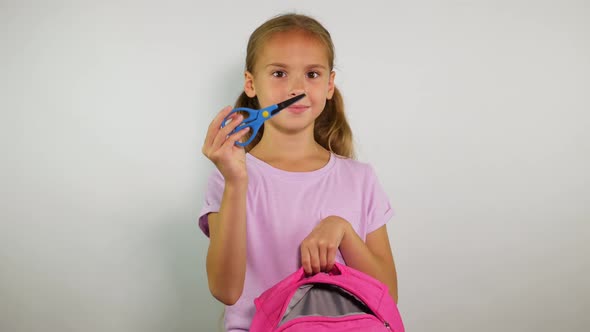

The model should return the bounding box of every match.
[1,1,588,331]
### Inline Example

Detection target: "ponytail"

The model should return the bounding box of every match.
[314,87,355,158]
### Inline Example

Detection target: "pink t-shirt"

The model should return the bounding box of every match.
[198,152,394,331]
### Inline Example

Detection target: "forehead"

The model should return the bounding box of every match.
[257,30,330,68]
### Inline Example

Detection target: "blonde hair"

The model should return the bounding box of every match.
[234,13,355,159]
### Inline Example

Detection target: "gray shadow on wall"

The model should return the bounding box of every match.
[154,59,245,331]
[154,213,225,332]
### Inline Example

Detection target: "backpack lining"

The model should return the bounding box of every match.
[278,283,374,326]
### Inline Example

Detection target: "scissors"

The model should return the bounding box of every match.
[221,93,306,147]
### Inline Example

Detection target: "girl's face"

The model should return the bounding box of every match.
[244,30,335,134]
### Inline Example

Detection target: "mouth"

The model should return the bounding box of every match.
[286,104,310,114]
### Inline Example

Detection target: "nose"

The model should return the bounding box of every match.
[289,88,305,97]
[289,76,305,97]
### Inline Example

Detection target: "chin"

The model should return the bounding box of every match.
[273,122,314,134]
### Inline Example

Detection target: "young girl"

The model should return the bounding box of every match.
[199,13,398,331]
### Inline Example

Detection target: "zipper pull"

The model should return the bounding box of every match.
[384,321,391,330]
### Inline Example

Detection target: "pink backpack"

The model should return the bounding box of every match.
[250,263,405,331]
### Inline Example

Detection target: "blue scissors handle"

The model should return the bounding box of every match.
[220,94,305,147]
[223,107,259,133]
[221,106,276,146]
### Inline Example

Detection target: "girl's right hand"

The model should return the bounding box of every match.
[201,106,251,183]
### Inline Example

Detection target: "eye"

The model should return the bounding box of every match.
[306,71,320,79]
[272,71,286,78]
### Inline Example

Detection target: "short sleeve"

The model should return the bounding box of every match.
[365,164,395,234]
[198,168,225,237]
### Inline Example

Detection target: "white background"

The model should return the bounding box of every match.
[1,0,588,331]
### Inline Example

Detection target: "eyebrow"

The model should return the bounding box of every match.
[265,63,328,70]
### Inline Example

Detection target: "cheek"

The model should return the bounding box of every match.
[311,78,331,93]
[256,81,278,97]
[310,95,328,114]
[263,80,287,95]
[309,83,331,100]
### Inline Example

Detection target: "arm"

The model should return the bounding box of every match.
[201,105,251,306]
[339,223,398,303]
[206,180,248,305]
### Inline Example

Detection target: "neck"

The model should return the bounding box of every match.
[249,125,326,162]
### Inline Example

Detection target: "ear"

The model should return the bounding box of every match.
[244,71,256,98]
[326,70,336,100]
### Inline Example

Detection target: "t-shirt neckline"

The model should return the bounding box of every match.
[246,152,336,180]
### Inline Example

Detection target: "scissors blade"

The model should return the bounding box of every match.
[270,94,306,116]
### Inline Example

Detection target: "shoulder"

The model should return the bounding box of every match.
[332,154,377,181]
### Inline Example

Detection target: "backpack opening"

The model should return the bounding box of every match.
[278,283,374,326]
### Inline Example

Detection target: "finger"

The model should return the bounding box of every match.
[222,126,250,148]
[237,126,252,144]
[204,106,233,147]
[318,243,327,272]
[300,245,312,275]
[204,107,235,153]
[211,114,244,151]
[326,245,338,272]
[309,246,320,275]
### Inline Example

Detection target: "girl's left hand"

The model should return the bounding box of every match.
[300,216,349,275]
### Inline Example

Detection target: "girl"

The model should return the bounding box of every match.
[199,13,398,331]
